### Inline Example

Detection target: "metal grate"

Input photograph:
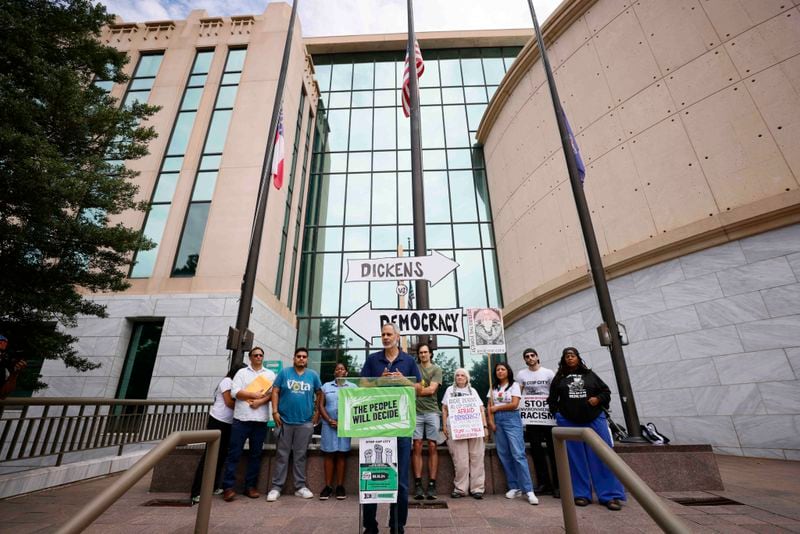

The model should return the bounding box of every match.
[670,496,743,507]
[141,499,193,507]
[408,501,449,509]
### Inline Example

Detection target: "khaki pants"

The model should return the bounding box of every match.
[447,436,486,495]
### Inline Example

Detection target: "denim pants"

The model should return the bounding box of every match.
[363,436,411,534]
[556,412,626,504]
[494,410,534,493]
[222,419,267,490]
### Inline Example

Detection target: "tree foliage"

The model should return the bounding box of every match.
[0,0,158,389]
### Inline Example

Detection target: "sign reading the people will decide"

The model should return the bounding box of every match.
[359,437,398,504]
[345,250,458,286]
[344,301,464,344]
[520,395,556,426]
[338,387,416,438]
[446,395,484,440]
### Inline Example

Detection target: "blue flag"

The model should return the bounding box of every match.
[563,111,586,184]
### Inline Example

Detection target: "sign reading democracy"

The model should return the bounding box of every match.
[344,301,464,344]
[520,395,556,426]
[446,395,484,440]
[359,437,398,504]
[345,251,458,286]
[339,387,416,438]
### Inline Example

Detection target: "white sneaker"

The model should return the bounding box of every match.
[505,489,521,499]
[266,489,280,502]
[527,491,539,505]
[294,487,313,499]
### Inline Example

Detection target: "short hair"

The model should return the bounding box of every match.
[382,322,400,336]
[523,347,537,356]
[294,347,309,356]
[249,346,265,357]
[453,367,471,385]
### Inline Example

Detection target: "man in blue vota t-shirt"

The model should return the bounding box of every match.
[360,323,422,534]
[266,347,322,502]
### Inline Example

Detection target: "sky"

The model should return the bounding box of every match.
[98,0,563,37]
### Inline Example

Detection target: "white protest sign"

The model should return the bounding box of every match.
[345,250,458,287]
[344,301,464,344]
[446,395,485,440]
[520,395,556,426]
[466,307,506,354]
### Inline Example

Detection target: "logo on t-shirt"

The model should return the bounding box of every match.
[288,379,312,393]
[567,375,586,399]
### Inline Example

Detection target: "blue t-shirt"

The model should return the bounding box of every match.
[274,367,322,425]
[360,349,422,382]
[321,379,356,421]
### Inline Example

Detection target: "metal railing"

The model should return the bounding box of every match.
[0,398,210,468]
[56,430,221,534]
[553,427,691,534]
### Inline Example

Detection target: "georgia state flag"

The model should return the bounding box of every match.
[271,108,285,189]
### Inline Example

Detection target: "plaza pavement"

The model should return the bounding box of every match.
[0,454,799,533]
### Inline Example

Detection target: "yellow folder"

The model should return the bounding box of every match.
[243,374,272,395]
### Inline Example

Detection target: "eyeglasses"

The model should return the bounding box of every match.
[251,353,264,358]
[295,354,308,359]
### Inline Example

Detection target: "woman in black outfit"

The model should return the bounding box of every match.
[547,347,625,511]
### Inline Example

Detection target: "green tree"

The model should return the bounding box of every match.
[0,0,158,389]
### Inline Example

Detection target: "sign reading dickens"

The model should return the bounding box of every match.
[446,395,484,440]
[359,437,398,504]
[345,251,459,286]
[344,302,464,344]
[466,307,506,354]
[338,387,416,438]
[520,395,556,426]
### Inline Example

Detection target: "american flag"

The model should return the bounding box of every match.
[401,40,424,118]
[271,107,285,189]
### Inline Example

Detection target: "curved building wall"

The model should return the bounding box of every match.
[480,0,800,458]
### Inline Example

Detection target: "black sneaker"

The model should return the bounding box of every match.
[319,485,334,500]
[426,481,437,500]
[335,485,346,500]
[414,481,425,500]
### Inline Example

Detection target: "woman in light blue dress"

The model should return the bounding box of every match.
[318,362,356,500]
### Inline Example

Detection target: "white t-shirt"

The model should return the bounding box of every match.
[488,381,521,407]
[516,367,555,396]
[231,365,277,422]
[209,376,234,424]
[441,384,481,406]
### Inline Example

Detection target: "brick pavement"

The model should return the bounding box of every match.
[1,454,798,533]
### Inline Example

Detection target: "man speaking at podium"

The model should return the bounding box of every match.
[360,323,422,534]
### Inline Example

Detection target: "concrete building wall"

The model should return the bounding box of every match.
[505,223,800,459]
[480,0,800,457]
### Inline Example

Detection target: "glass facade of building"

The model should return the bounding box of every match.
[297,47,520,395]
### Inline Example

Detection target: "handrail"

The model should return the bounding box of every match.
[552,427,691,534]
[56,430,221,534]
[0,398,210,467]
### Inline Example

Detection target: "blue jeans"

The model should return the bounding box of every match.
[363,436,411,534]
[556,413,626,504]
[222,419,267,490]
[494,410,534,493]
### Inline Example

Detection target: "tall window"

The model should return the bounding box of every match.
[115,320,164,401]
[131,50,214,278]
[287,111,315,308]
[172,48,247,276]
[298,48,518,390]
[122,53,164,107]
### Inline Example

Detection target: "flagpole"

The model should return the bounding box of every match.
[228,0,299,371]
[406,0,431,329]
[526,0,644,440]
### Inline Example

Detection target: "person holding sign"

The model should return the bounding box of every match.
[360,323,422,534]
[318,361,356,500]
[221,347,276,502]
[547,347,625,511]
[517,348,560,498]
[412,343,442,501]
[441,368,487,499]
[487,362,538,505]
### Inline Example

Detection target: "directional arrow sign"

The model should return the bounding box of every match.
[344,302,464,344]
[344,250,459,287]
